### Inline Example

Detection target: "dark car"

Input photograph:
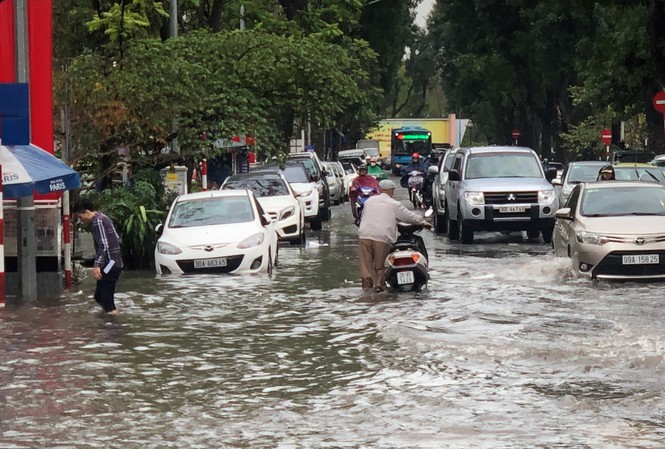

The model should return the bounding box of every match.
[611,150,656,164]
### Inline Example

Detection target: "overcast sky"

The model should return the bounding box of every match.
[415,0,434,28]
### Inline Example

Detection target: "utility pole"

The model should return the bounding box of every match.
[240,4,245,30]
[15,0,37,301]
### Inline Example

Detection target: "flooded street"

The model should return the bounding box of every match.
[1,185,664,448]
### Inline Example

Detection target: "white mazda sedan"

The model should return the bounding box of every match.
[155,190,278,275]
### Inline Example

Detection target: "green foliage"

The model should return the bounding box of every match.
[85,177,167,270]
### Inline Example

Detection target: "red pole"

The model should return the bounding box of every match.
[201,158,208,191]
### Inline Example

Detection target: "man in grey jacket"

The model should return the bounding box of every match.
[358,179,431,292]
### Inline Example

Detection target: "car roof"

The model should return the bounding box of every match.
[569,161,607,165]
[175,189,251,202]
[613,162,656,168]
[226,171,285,181]
[462,146,536,155]
[583,180,665,189]
[338,149,366,156]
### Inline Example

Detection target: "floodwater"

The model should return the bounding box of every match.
[1,185,664,449]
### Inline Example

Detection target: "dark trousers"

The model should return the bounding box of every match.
[94,266,122,312]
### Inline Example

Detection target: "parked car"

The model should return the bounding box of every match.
[444,146,559,244]
[651,154,665,166]
[339,159,358,197]
[553,161,607,206]
[222,171,305,245]
[154,190,278,275]
[287,152,332,222]
[338,149,367,164]
[611,150,656,164]
[253,164,322,231]
[322,161,343,205]
[329,161,350,202]
[553,181,665,280]
[431,148,457,233]
[361,147,383,168]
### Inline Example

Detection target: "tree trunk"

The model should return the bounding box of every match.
[209,0,226,32]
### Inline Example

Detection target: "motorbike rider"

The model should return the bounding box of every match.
[399,152,433,205]
[367,157,384,178]
[350,163,380,221]
[358,179,432,292]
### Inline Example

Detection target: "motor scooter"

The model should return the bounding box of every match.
[406,170,425,209]
[384,219,430,292]
[354,186,378,226]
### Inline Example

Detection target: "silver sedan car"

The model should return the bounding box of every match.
[553,181,665,280]
[553,161,606,206]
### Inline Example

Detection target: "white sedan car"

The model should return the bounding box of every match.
[222,171,306,245]
[155,190,278,275]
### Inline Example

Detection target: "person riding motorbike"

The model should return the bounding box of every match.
[367,157,384,179]
[358,179,432,292]
[399,153,433,206]
[350,164,380,221]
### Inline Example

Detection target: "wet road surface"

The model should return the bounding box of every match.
[1,182,664,448]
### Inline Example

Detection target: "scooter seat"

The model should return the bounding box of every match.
[397,222,423,234]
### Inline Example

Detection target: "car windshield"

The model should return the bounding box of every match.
[567,164,606,183]
[364,149,379,157]
[612,166,665,183]
[340,158,363,172]
[580,186,665,216]
[280,166,309,183]
[169,196,254,228]
[465,153,542,179]
[224,177,289,197]
[290,159,318,178]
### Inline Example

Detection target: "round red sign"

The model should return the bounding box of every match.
[511,129,520,139]
[653,91,665,114]
[600,129,612,145]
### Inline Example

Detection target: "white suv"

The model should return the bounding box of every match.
[444,146,559,244]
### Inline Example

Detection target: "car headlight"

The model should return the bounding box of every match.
[279,206,296,221]
[576,231,607,245]
[238,232,265,249]
[157,241,182,255]
[464,191,484,206]
[539,190,555,203]
[298,187,314,197]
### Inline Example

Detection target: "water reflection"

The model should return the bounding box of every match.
[1,195,664,448]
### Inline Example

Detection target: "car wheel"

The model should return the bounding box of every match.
[541,225,554,244]
[527,228,540,240]
[320,205,331,221]
[459,213,474,244]
[447,204,459,240]
[434,210,447,234]
[310,216,323,231]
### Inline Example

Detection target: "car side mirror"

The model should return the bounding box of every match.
[552,178,563,186]
[309,174,317,182]
[261,213,272,226]
[555,207,573,220]
[428,165,439,175]
[546,167,558,181]
[448,170,460,181]
[155,223,164,236]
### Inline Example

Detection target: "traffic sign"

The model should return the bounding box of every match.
[511,129,520,140]
[600,129,612,145]
[653,91,665,114]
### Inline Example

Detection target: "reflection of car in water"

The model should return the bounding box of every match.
[553,181,665,280]
[154,190,278,275]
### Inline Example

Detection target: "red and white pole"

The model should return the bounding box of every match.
[63,191,72,288]
[0,160,5,307]
[201,158,208,191]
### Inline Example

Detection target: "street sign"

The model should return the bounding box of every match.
[511,129,520,140]
[600,129,612,145]
[653,91,665,114]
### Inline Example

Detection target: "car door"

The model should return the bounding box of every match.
[554,184,582,257]
[446,153,464,212]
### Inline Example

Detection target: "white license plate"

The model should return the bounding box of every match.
[194,258,228,268]
[622,254,659,265]
[397,271,415,285]
[499,206,527,213]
